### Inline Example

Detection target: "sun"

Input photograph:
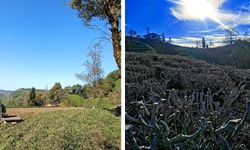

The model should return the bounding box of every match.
[170,0,233,32]
[181,0,218,20]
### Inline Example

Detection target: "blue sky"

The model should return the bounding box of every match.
[126,0,250,47]
[0,0,117,90]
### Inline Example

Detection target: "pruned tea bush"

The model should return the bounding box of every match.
[125,52,250,149]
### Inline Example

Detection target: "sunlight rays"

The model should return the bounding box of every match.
[169,0,232,32]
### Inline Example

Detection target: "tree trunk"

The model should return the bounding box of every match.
[93,83,97,109]
[110,19,121,69]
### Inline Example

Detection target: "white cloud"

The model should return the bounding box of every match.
[168,0,226,20]
[170,34,250,48]
[168,0,250,29]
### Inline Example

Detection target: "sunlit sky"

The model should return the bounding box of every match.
[126,0,250,47]
[0,0,117,91]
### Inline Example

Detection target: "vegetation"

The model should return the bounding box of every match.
[76,47,104,107]
[125,52,250,149]
[0,108,120,149]
[0,70,120,109]
[70,0,121,69]
[126,36,250,69]
[49,82,64,104]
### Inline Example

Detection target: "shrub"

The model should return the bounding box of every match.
[125,52,250,149]
[62,94,84,107]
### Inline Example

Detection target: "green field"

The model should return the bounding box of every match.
[0,107,120,150]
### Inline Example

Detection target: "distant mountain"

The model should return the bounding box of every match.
[0,89,13,97]
[126,36,250,69]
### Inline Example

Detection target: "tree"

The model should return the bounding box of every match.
[70,0,121,69]
[36,93,46,106]
[202,37,206,49]
[28,87,36,106]
[71,84,83,95]
[76,44,104,108]
[49,82,64,104]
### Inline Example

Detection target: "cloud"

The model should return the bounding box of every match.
[226,12,250,27]
[189,28,219,34]
[168,0,250,29]
[170,34,250,48]
[168,0,226,20]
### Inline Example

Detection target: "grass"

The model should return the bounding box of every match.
[62,94,120,108]
[0,107,120,150]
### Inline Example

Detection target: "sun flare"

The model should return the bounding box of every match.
[180,0,217,20]
[173,0,232,31]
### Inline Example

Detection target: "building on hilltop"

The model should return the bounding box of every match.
[143,33,161,40]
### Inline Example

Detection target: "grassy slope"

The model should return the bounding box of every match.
[0,108,120,150]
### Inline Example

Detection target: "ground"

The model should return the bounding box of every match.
[0,107,120,150]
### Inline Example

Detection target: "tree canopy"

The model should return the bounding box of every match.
[70,0,121,69]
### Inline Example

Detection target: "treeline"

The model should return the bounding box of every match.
[1,70,120,108]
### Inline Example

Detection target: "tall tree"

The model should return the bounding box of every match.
[49,82,64,104]
[70,0,121,69]
[28,87,36,106]
[76,44,104,108]
[202,37,206,49]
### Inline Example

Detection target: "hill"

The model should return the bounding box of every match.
[126,36,250,69]
[0,107,120,149]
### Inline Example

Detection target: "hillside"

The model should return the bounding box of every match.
[125,52,250,149]
[0,108,120,149]
[126,36,250,69]
[0,70,121,108]
[0,90,13,97]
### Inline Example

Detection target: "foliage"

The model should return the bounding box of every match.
[0,108,120,149]
[49,82,65,104]
[126,89,250,149]
[82,97,120,108]
[62,94,85,107]
[28,87,36,106]
[70,0,121,69]
[64,84,83,95]
[35,93,47,106]
[76,47,104,102]
[126,52,250,149]
[0,69,120,108]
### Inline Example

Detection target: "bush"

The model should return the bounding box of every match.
[126,52,250,149]
[62,94,84,107]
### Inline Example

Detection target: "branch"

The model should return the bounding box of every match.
[169,117,207,144]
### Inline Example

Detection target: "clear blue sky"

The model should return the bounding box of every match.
[0,0,117,91]
[126,0,250,47]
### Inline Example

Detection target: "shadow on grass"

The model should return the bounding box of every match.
[103,105,121,117]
